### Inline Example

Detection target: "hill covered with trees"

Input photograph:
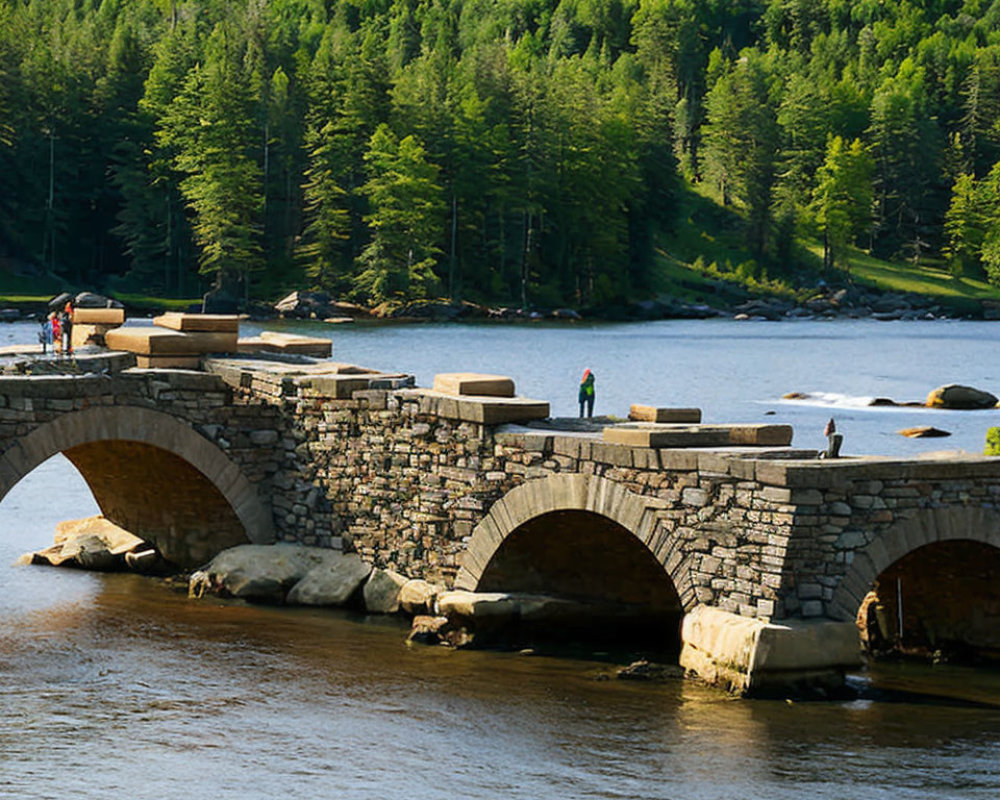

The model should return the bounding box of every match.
[2,0,1000,310]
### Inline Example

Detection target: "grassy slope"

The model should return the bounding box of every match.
[652,184,1000,309]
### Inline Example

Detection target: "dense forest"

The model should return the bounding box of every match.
[2,0,1000,308]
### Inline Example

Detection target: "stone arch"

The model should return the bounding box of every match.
[829,505,1000,621]
[455,473,693,608]
[0,406,273,565]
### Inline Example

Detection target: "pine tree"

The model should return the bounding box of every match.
[356,124,445,302]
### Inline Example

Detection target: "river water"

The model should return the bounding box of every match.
[2,318,1000,798]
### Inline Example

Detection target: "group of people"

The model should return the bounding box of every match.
[38,301,74,356]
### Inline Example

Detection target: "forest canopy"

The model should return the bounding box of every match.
[3,0,1000,307]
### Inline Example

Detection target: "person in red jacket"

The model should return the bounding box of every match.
[50,313,62,355]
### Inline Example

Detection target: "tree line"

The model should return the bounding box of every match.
[2,0,1000,308]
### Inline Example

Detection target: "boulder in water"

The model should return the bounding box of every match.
[898,426,951,438]
[398,579,441,615]
[188,543,349,603]
[285,553,371,606]
[362,567,409,614]
[22,515,150,572]
[924,384,998,409]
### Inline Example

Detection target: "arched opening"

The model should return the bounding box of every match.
[475,509,684,654]
[0,406,273,569]
[857,540,1000,664]
[63,440,250,567]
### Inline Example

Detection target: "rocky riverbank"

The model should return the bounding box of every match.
[268,286,993,323]
[184,543,667,652]
[1,284,995,324]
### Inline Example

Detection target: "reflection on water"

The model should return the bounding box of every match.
[2,321,1000,798]
[2,458,999,799]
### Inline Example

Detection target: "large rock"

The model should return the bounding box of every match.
[274,290,337,318]
[22,515,149,571]
[925,384,998,409]
[73,292,123,309]
[363,568,409,614]
[202,288,238,314]
[188,543,346,603]
[398,579,441,615]
[285,553,371,606]
[436,590,586,631]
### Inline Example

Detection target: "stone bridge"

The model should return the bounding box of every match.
[2,352,998,693]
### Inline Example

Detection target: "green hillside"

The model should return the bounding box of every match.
[3,1,1000,312]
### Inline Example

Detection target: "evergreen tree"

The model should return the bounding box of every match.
[356,124,445,302]
[159,23,263,299]
[812,136,874,271]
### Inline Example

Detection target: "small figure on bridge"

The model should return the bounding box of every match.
[37,317,53,355]
[50,313,62,355]
[61,300,74,355]
[578,368,596,418]
[821,417,843,458]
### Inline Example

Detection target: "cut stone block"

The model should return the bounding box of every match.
[237,336,268,354]
[295,375,378,399]
[71,322,120,349]
[256,331,333,357]
[402,389,549,425]
[135,355,202,369]
[629,404,702,423]
[237,335,332,357]
[105,326,238,355]
[72,307,126,325]
[153,312,240,332]
[726,424,794,446]
[433,372,516,397]
[679,606,861,696]
[603,423,794,449]
[604,425,730,448]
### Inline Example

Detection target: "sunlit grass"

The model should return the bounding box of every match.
[110,293,198,311]
[845,248,1000,299]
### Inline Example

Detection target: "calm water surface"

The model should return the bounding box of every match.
[2,319,1000,798]
[244,317,1000,456]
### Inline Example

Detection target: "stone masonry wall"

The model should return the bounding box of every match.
[232,369,1000,624]
[6,360,1000,626]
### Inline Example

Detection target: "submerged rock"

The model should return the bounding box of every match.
[617,660,685,682]
[407,615,462,646]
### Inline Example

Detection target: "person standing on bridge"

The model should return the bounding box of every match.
[578,368,596,418]
[50,312,62,355]
[38,316,53,355]
[61,300,74,355]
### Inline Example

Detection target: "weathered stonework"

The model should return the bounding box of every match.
[2,353,999,692]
